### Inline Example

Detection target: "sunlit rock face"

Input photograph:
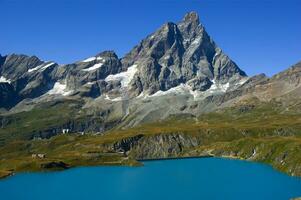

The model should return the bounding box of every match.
[120,11,246,96]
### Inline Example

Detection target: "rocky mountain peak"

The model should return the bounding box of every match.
[271,61,301,82]
[182,11,200,26]
[0,54,44,81]
[118,12,247,96]
[96,50,118,59]
[177,11,202,41]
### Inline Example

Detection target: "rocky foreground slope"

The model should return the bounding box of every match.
[0,12,300,178]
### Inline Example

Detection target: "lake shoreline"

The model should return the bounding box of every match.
[1,154,300,180]
[1,157,301,200]
[0,171,13,179]
[0,155,213,180]
[137,155,214,162]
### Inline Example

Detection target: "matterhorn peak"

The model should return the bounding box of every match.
[182,11,200,25]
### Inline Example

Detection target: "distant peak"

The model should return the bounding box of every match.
[96,50,118,58]
[177,11,202,39]
[182,11,199,25]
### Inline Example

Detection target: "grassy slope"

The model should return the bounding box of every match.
[0,100,301,178]
[0,99,114,145]
[184,136,301,176]
[0,100,82,145]
[0,135,141,178]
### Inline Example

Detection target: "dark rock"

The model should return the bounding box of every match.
[187,76,212,91]
[41,161,69,169]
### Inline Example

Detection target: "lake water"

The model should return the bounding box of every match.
[0,158,301,200]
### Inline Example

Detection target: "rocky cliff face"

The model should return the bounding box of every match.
[108,130,301,177]
[112,133,201,159]
[120,12,246,96]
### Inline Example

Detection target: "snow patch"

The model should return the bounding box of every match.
[104,94,122,102]
[164,55,170,60]
[81,57,96,62]
[82,63,104,72]
[147,84,199,99]
[188,88,200,99]
[220,82,230,92]
[0,76,11,84]
[135,77,250,101]
[207,80,230,93]
[191,36,202,45]
[139,80,231,100]
[111,97,122,101]
[105,64,138,87]
[47,82,73,96]
[81,56,104,63]
[28,62,54,73]
[237,77,249,86]
[136,91,147,99]
[151,84,189,97]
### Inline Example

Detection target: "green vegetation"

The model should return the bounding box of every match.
[185,136,301,176]
[0,100,82,145]
[0,134,141,178]
[0,99,111,146]
[0,100,301,179]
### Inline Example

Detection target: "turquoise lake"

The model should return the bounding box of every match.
[0,158,301,200]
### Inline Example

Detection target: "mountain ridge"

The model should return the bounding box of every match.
[0,11,300,137]
[0,12,247,109]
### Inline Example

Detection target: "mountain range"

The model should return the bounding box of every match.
[0,12,300,178]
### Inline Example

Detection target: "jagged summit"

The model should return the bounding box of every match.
[177,11,202,40]
[182,11,200,23]
[96,50,119,59]
[179,11,201,33]
[119,12,247,96]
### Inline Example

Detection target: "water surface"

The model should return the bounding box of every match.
[1,158,301,200]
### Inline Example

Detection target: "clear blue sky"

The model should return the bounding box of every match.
[0,0,300,76]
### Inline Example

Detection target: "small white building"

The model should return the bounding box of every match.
[62,129,70,134]
[32,154,46,159]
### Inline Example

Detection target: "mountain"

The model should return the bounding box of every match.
[0,11,300,131]
[0,12,252,129]
[0,12,246,108]
[0,12,301,178]
[120,12,246,96]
